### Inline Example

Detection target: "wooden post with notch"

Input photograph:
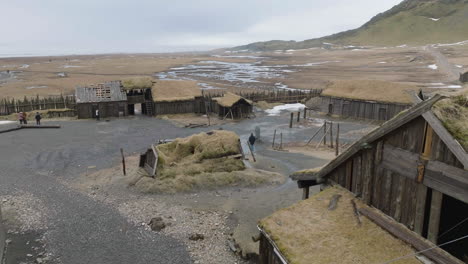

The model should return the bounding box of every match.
[297,111,300,122]
[303,108,307,119]
[330,121,334,148]
[120,148,126,176]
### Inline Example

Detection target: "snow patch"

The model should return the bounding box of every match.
[428,18,440,21]
[26,85,48,89]
[293,61,340,67]
[455,65,463,68]
[265,103,306,116]
[62,65,82,68]
[428,64,438,70]
[378,62,387,64]
[19,64,30,69]
[0,121,14,125]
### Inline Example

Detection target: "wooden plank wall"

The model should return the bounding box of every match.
[315,96,411,121]
[77,101,128,119]
[327,116,468,244]
[259,234,285,264]
[154,100,202,115]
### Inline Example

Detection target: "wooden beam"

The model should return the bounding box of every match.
[428,190,443,244]
[359,207,463,264]
[424,160,468,204]
[423,111,468,170]
[422,122,434,160]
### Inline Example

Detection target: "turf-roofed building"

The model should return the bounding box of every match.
[259,92,468,264]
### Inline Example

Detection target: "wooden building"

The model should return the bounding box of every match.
[212,92,253,119]
[151,80,204,115]
[308,80,417,121]
[264,94,468,263]
[75,81,128,119]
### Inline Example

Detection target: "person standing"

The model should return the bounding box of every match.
[95,109,100,121]
[35,112,42,125]
[18,112,24,125]
[248,133,256,152]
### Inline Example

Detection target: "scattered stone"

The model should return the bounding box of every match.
[36,258,43,264]
[27,254,33,257]
[148,217,166,231]
[189,233,205,241]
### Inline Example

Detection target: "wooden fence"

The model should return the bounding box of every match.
[202,89,322,103]
[0,95,77,116]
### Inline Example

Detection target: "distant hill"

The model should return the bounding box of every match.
[231,0,468,51]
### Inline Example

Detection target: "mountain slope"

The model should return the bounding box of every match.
[232,0,468,51]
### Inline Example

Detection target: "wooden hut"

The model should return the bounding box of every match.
[270,94,468,263]
[75,81,128,119]
[151,80,204,115]
[309,80,417,121]
[212,92,253,119]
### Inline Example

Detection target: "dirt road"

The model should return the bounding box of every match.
[425,46,462,81]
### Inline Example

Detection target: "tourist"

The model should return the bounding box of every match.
[249,133,256,151]
[35,112,42,125]
[95,109,100,121]
[23,112,28,124]
[18,112,24,125]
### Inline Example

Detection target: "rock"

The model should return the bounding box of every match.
[148,217,166,231]
[27,254,33,257]
[189,233,204,241]
[36,258,43,264]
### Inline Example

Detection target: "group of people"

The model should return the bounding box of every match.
[18,112,42,125]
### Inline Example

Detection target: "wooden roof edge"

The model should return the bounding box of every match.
[257,226,289,264]
[291,94,445,181]
[423,111,468,170]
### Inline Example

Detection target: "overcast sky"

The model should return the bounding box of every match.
[1,0,403,56]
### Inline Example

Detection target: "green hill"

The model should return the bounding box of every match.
[231,0,468,51]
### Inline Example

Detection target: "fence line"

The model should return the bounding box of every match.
[0,95,76,116]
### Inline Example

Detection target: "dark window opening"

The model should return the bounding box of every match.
[438,194,468,261]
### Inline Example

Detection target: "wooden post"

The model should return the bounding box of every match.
[289,113,293,128]
[120,148,126,176]
[280,133,283,150]
[297,111,300,122]
[414,185,428,235]
[302,187,310,200]
[428,190,443,243]
[303,108,307,119]
[272,129,276,148]
[330,121,334,148]
[204,101,211,126]
[336,123,340,156]
[323,122,327,146]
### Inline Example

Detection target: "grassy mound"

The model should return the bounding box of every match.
[122,77,154,90]
[131,130,283,193]
[433,93,468,152]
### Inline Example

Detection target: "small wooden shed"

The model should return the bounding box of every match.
[75,81,128,119]
[151,80,204,115]
[212,92,253,119]
[309,80,417,121]
[288,94,468,263]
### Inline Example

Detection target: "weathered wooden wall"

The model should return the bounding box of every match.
[203,89,322,103]
[259,234,285,264]
[460,72,468,83]
[77,101,128,119]
[153,98,203,115]
[326,116,468,245]
[312,96,411,121]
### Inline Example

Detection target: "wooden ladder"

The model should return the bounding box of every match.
[145,102,154,116]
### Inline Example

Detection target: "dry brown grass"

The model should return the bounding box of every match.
[0,54,204,98]
[322,80,418,104]
[259,186,422,264]
[432,92,468,152]
[129,130,284,193]
[152,80,202,102]
[122,76,154,90]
